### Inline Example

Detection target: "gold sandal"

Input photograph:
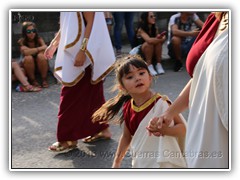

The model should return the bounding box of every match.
[82,132,111,143]
[22,84,42,92]
[32,80,41,88]
[48,141,77,152]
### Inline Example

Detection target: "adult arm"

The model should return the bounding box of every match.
[194,18,204,28]
[171,24,200,38]
[44,30,60,60]
[147,79,192,136]
[20,37,47,56]
[160,79,191,125]
[74,12,95,67]
[138,28,166,45]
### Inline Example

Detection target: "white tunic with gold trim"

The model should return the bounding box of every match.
[130,97,187,168]
[186,26,229,168]
[54,12,115,87]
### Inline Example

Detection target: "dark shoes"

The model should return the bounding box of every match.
[174,60,183,72]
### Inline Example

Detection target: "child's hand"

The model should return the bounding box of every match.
[146,111,174,136]
[158,110,174,127]
[146,117,163,136]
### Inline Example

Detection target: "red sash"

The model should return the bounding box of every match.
[186,13,220,77]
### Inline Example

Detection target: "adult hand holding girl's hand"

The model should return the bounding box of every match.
[146,110,174,136]
[146,117,161,136]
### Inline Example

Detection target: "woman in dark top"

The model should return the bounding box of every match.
[18,21,49,88]
[133,12,166,76]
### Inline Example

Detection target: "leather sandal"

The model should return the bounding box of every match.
[32,80,41,88]
[22,84,42,92]
[48,141,77,152]
[42,80,49,88]
[82,131,111,143]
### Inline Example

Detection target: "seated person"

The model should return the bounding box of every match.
[167,12,204,72]
[18,21,49,88]
[12,61,41,92]
[132,12,166,76]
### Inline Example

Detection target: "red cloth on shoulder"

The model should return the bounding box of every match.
[123,97,160,136]
[186,13,220,77]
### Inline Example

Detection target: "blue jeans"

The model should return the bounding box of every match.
[112,12,135,50]
[168,37,196,60]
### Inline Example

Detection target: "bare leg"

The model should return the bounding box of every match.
[141,42,154,65]
[12,62,29,86]
[171,36,183,72]
[171,36,182,61]
[36,52,49,87]
[22,55,36,83]
[141,42,158,76]
[154,43,165,74]
[155,42,163,64]
[12,61,42,92]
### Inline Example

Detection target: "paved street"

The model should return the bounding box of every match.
[11,44,191,169]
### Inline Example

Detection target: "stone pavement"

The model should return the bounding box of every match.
[11,42,190,169]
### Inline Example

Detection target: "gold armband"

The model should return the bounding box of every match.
[80,38,89,52]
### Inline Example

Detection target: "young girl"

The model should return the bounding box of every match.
[92,55,187,168]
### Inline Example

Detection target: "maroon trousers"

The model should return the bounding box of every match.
[57,66,108,141]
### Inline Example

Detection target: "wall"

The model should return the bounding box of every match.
[11,11,60,58]
[11,11,210,58]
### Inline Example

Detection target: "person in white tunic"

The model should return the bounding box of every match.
[44,12,115,152]
[147,12,229,168]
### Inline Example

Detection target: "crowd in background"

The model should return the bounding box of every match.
[11,11,229,169]
[12,11,208,92]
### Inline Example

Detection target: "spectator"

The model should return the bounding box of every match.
[167,12,204,72]
[18,21,49,88]
[12,61,41,92]
[131,12,166,76]
[112,12,135,55]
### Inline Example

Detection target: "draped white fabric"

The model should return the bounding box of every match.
[54,12,115,86]
[186,27,229,168]
[130,98,187,168]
